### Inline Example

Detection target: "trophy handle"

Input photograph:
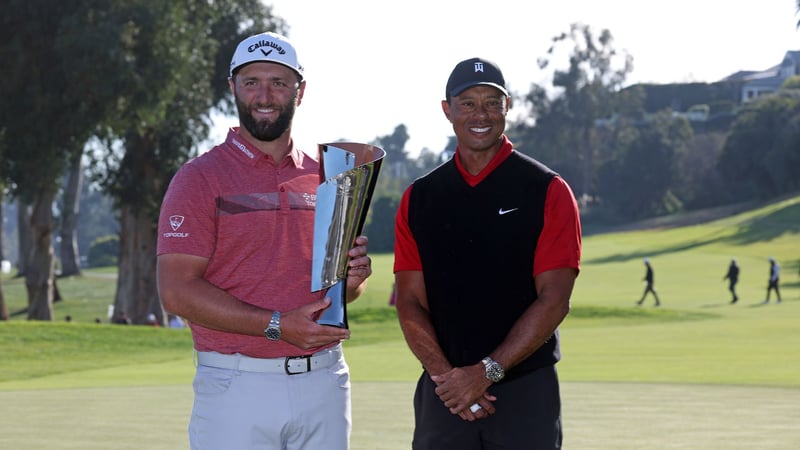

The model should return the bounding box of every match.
[317,280,348,328]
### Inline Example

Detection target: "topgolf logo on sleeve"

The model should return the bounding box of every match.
[163,215,189,238]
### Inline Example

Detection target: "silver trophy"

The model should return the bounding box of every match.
[312,142,385,328]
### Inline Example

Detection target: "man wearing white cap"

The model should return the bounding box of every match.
[157,31,372,449]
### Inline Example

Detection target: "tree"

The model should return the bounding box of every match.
[596,112,693,219]
[718,89,800,201]
[796,0,800,28]
[0,0,132,319]
[76,174,119,257]
[58,152,83,277]
[15,201,31,277]
[0,275,6,321]
[364,127,452,252]
[88,0,283,325]
[412,147,449,178]
[0,181,6,321]
[0,1,284,322]
[509,23,637,204]
[371,125,413,195]
[674,131,729,210]
[782,75,800,90]
[363,195,401,253]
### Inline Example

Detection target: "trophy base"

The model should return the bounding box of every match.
[317,280,348,329]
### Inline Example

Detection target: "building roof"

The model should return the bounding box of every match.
[722,50,800,83]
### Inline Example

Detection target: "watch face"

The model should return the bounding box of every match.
[487,363,504,382]
[265,311,281,341]
[266,327,281,341]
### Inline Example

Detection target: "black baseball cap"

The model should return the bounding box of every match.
[445,57,508,100]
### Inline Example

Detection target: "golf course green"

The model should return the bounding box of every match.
[1,195,798,449]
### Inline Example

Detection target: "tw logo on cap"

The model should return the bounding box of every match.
[445,57,508,99]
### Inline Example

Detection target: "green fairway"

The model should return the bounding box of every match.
[0,195,798,448]
[2,381,799,449]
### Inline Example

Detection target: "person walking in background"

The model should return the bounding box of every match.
[394,57,582,449]
[637,258,661,306]
[724,258,740,304]
[764,257,781,303]
[156,31,372,450]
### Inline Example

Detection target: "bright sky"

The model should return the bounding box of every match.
[210,0,800,156]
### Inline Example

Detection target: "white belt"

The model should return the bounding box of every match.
[196,345,342,375]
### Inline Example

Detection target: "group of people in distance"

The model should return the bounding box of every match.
[726,256,783,304]
[637,256,785,307]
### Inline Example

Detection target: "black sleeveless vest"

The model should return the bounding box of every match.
[408,150,559,379]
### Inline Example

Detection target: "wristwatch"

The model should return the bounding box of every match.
[264,311,281,341]
[481,357,505,382]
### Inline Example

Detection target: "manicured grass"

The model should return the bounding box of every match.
[0,322,193,385]
[0,195,798,448]
[3,270,118,323]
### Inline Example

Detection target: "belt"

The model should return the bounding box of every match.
[196,345,342,375]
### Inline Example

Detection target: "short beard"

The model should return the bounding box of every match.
[235,91,296,142]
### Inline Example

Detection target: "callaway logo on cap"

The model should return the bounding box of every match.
[229,31,304,80]
[445,57,507,100]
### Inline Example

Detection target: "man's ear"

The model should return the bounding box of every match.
[441,99,452,122]
[296,80,306,106]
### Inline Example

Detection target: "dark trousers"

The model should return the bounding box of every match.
[766,279,781,301]
[412,365,562,450]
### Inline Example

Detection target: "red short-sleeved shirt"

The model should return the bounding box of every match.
[157,128,325,358]
[394,136,581,276]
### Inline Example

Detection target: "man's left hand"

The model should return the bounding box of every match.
[346,235,371,299]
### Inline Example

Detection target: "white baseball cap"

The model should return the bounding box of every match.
[229,31,304,80]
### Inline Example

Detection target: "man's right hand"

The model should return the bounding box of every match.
[431,366,497,421]
[280,297,350,350]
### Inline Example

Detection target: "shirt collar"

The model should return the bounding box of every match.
[454,135,513,187]
[225,127,305,168]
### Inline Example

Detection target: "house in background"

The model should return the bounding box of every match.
[600,50,800,129]
[723,50,800,102]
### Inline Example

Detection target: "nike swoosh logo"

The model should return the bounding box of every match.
[498,207,519,215]
[260,48,273,57]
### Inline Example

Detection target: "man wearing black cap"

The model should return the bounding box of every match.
[157,31,372,449]
[393,57,582,449]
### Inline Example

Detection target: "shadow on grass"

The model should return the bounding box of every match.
[585,233,727,265]
[584,197,800,265]
[721,202,800,245]
[568,305,716,322]
[699,301,738,308]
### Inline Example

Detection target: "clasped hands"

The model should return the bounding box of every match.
[431,363,497,422]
